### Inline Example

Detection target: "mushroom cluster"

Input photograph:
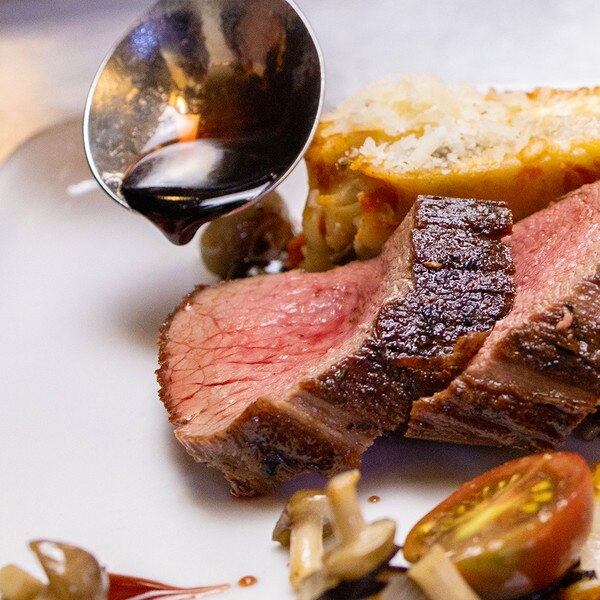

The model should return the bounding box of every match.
[272,470,491,600]
[272,470,397,600]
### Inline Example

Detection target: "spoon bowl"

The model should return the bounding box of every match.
[83,0,323,244]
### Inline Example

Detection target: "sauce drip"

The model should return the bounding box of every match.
[368,495,381,503]
[121,135,285,245]
[108,573,229,600]
[237,576,257,587]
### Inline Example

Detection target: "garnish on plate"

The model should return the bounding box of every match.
[404,452,594,599]
[273,469,397,600]
[0,541,229,600]
[200,192,295,280]
[274,453,599,600]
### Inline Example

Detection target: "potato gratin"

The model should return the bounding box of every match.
[302,74,600,270]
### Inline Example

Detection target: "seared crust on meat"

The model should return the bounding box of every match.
[157,197,514,495]
[408,185,600,449]
[408,270,600,449]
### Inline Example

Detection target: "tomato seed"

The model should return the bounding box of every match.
[531,480,552,492]
[522,502,539,513]
[532,491,553,503]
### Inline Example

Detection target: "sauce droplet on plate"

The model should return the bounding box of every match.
[108,573,229,600]
[237,575,257,587]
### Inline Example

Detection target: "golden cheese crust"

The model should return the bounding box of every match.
[301,76,600,271]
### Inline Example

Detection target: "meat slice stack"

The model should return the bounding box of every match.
[158,197,514,495]
[408,183,600,448]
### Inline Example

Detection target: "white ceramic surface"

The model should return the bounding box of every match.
[1,117,599,598]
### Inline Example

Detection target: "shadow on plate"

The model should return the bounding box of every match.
[162,412,526,511]
[110,270,207,351]
[163,422,285,514]
[282,436,525,498]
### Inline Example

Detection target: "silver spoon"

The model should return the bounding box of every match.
[83,0,323,244]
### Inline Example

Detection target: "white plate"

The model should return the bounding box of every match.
[0,118,598,598]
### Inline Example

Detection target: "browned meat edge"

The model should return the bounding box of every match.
[158,197,515,495]
[408,268,600,449]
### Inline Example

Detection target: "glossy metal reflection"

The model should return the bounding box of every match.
[83,0,323,243]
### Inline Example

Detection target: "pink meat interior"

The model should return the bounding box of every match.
[488,184,600,342]
[162,259,388,436]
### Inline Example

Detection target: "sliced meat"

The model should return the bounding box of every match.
[157,197,514,495]
[408,183,600,449]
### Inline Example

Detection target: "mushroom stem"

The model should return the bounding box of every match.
[0,565,43,600]
[274,471,397,599]
[272,489,330,592]
[326,470,366,544]
[324,470,397,582]
[408,545,480,600]
[290,510,325,587]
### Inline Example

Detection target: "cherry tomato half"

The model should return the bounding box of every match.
[404,452,594,599]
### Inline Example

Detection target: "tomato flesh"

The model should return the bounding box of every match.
[404,452,594,599]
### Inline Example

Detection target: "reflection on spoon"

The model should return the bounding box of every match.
[83,0,324,243]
